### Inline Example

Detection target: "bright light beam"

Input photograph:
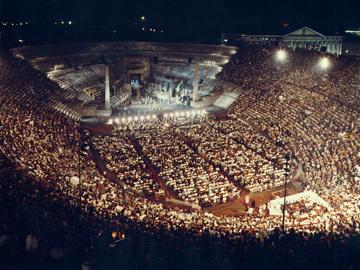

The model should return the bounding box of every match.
[276,49,287,62]
[319,57,330,70]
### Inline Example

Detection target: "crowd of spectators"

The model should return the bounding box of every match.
[176,122,285,192]
[2,160,360,270]
[0,45,360,268]
[134,122,240,207]
[92,135,162,196]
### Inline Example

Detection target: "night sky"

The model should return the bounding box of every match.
[0,0,359,44]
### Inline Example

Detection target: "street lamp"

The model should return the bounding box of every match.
[0,124,3,143]
[282,154,291,232]
[78,120,89,207]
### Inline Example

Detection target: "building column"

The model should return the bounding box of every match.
[193,63,200,102]
[104,64,110,110]
[338,42,342,55]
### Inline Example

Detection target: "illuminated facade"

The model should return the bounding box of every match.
[222,26,343,55]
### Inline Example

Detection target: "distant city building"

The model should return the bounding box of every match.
[222,26,343,55]
[345,29,360,36]
[342,41,360,57]
[342,29,360,57]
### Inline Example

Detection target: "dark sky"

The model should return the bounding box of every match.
[0,0,359,33]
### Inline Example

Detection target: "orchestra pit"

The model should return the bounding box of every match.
[1,42,360,270]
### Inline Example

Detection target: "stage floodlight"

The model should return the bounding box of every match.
[319,57,330,70]
[276,49,287,62]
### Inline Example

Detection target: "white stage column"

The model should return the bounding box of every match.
[104,64,110,109]
[193,63,200,102]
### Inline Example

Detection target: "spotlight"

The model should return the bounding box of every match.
[276,49,287,62]
[146,115,151,120]
[108,119,113,125]
[140,115,145,121]
[319,57,330,70]
[151,114,157,119]
[134,116,139,121]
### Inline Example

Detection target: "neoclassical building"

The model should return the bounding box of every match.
[222,26,343,55]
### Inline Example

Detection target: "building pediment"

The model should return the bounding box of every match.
[284,26,325,38]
